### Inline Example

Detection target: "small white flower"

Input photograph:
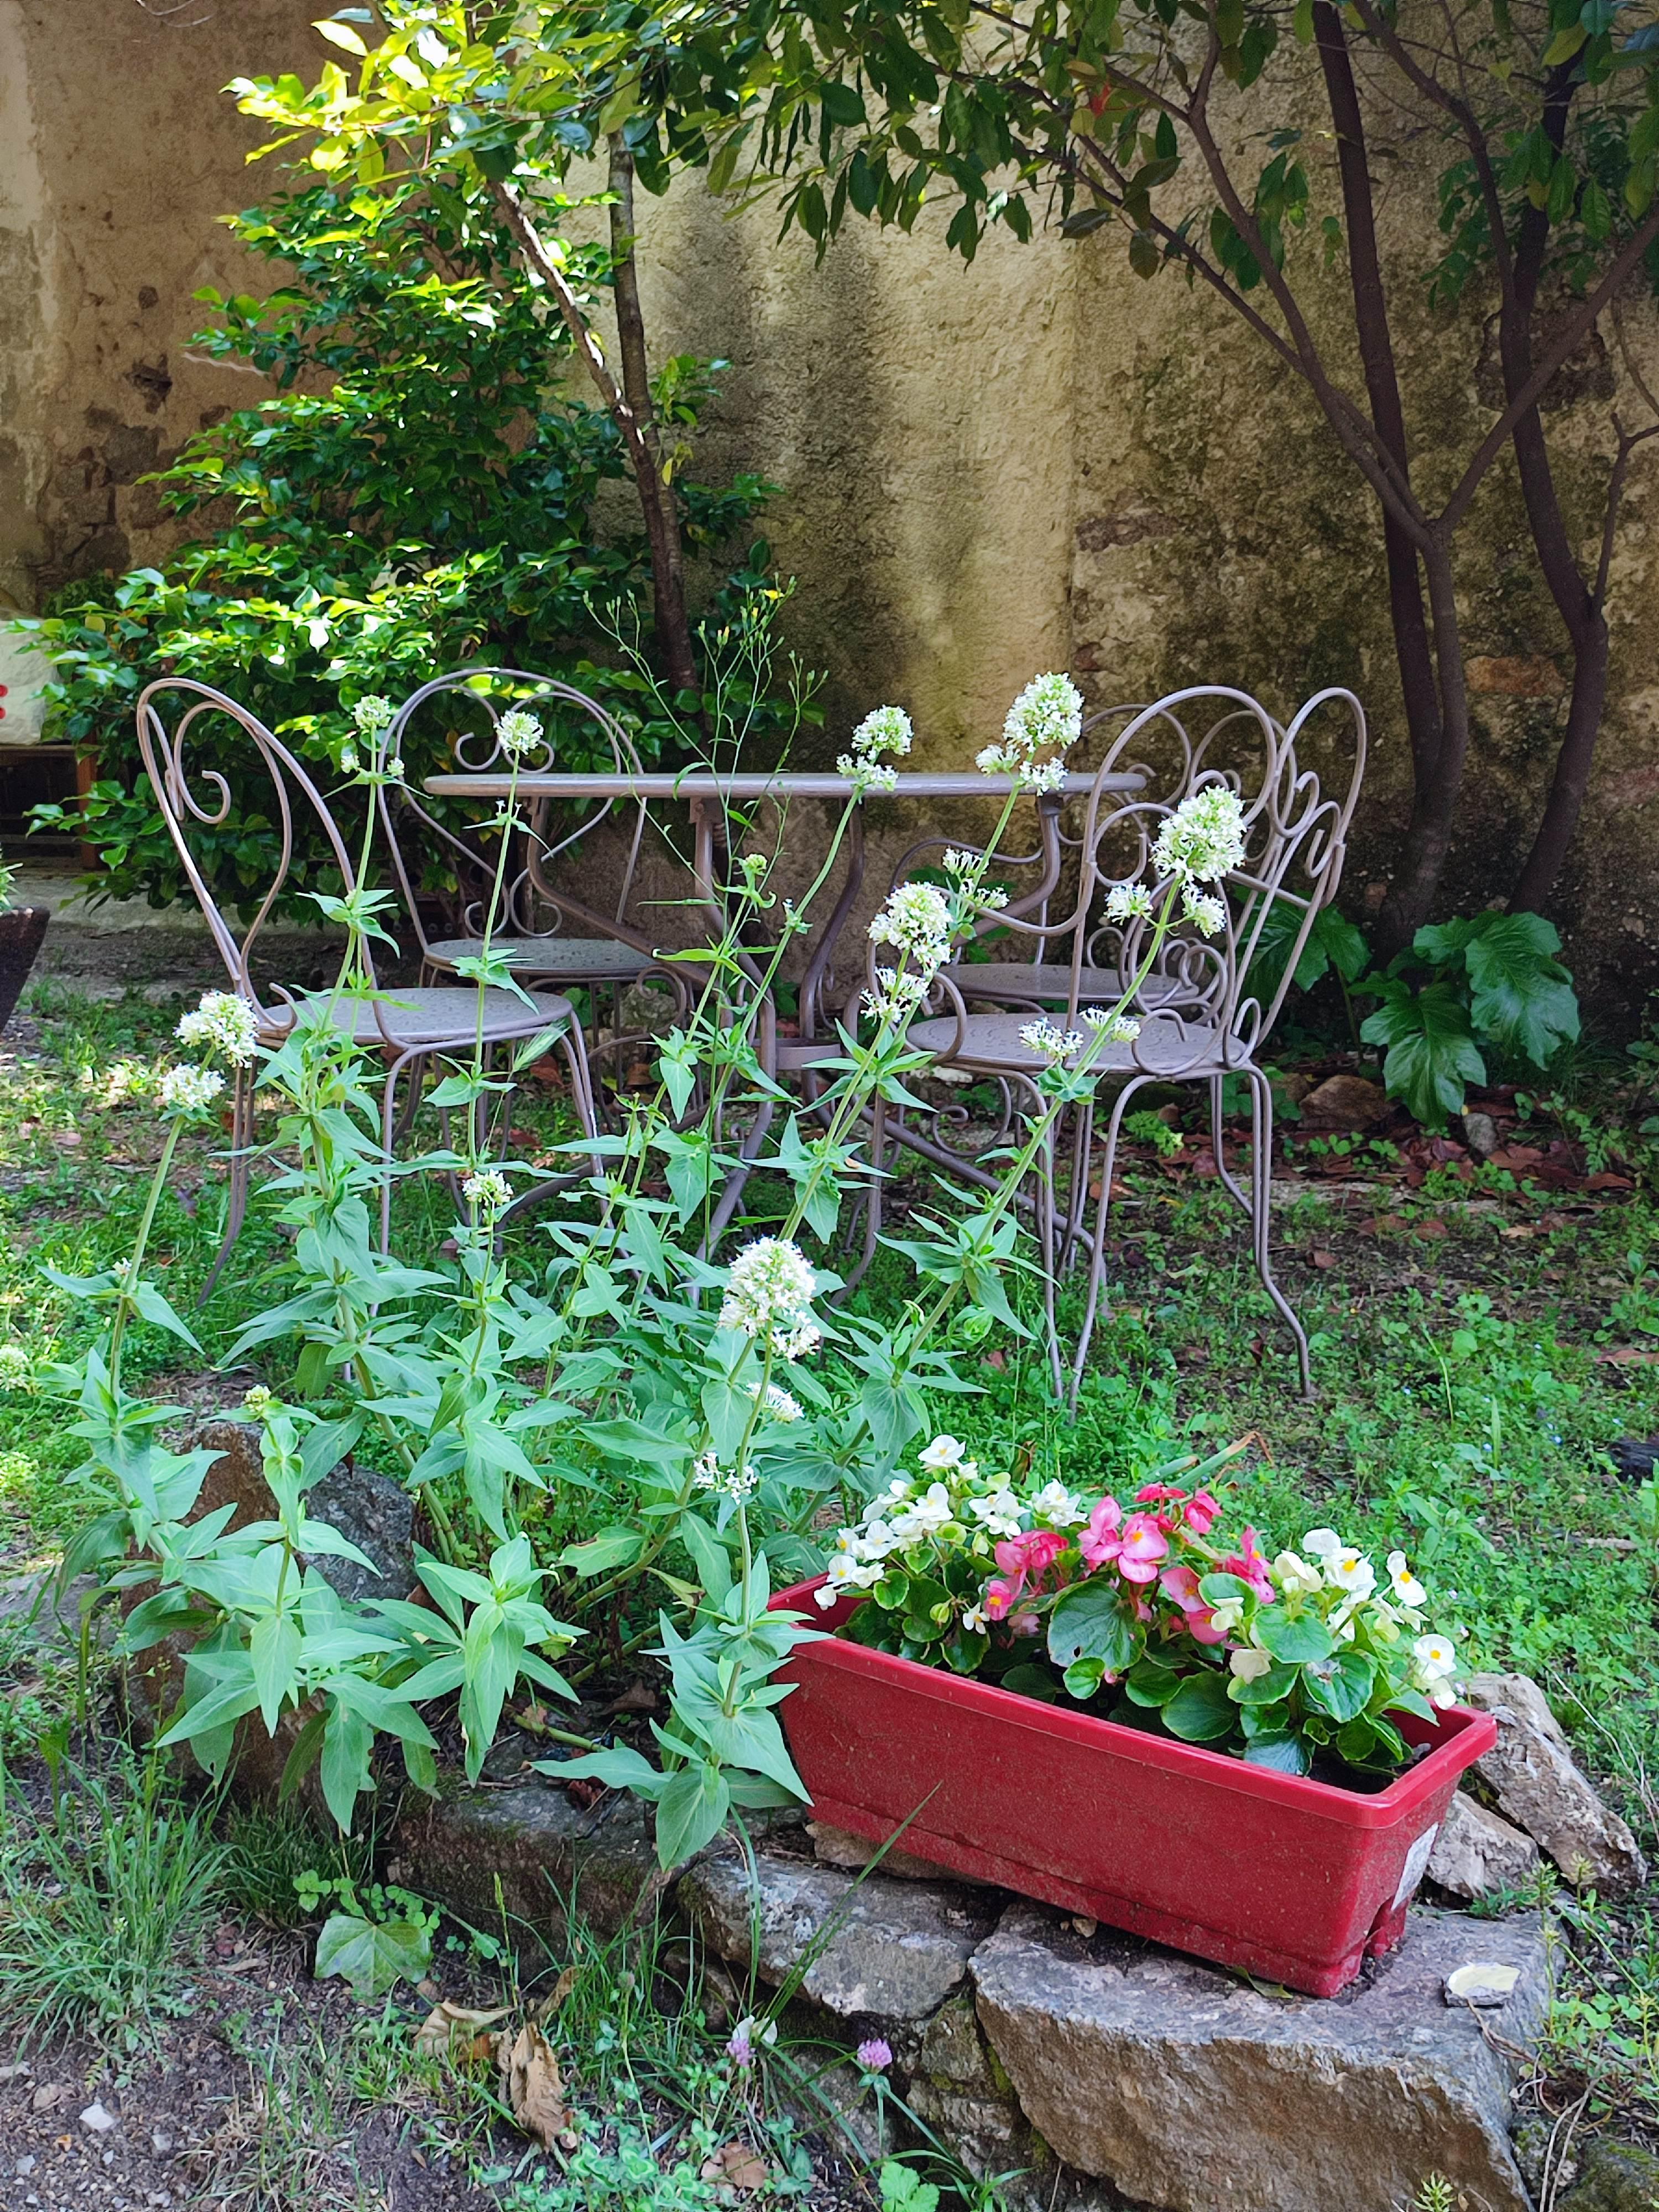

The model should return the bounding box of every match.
[242,1384,277,1420]
[351,695,394,733]
[943,848,977,877]
[461,1168,513,1215]
[919,1435,968,1474]
[1208,1598,1246,1636]
[1272,1550,1324,1596]
[339,745,359,775]
[967,1490,1022,1537]
[384,754,406,780]
[1019,1019,1082,1062]
[869,880,954,972]
[962,1605,989,1636]
[159,1063,226,1117]
[1181,886,1228,938]
[1229,1646,1275,1682]
[1386,1550,1427,1608]
[1082,1008,1140,1042]
[1027,755,1069,794]
[1104,882,1154,923]
[1413,1633,1458,1678]
[1029,1479,1085,1527]
[694,1449,723,1490]
[760,1383,804,1425]
[851,704,913,760]
[0,1344,32,1387]
[1302,1527,1344,1561]
[871,1477,913,1511]
[837,752,899,796]
[889,1481,955,1541]
[770,1320,822,1363]
[175,990,260,1067]
[1001,672,1083,763]
[863,965,929,1027]
[719,1238,818,1339]
[1324,1548,1377,1600]
[495,707,545,759]
[1152,784,1247,885]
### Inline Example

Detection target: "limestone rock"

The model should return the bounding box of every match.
[1558,2140,1659,2212]
[1460,1110,1501,1160]
[902,1991,1027,2182]
[971,1903,1547,2212]
[1427,1791,1542,1901]
[681,1849,1001,2021]
[185,1417,415,1604]
[1298,1073,1390,1129]
[1462,1673,1647,1893]
[395,1778,656,1939]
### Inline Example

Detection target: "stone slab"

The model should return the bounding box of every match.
[971,1903,1547,2212]
[396,1777,659,1939]
[681,1849,1003,2022]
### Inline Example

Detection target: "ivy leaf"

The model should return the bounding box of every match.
[1360,979,1485,1127]
[314,1909,432,1999]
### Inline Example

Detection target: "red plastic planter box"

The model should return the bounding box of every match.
[773,1580,1496,1997]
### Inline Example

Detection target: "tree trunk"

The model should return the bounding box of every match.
[607,138,701,705]
[1313,3,1457,951]
[1510,616,1608,912]
[1379,534,1472,948]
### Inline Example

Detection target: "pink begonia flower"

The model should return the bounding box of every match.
[1009,1609,1042,1637]
[1220,1526,1276,1603]
[1079,1495,1124,1569]
[1183,1488,1221,1536]
[1116,1513,1170,1584]
[996,1529,1068,1579]
[983,1575,1022,1620]
[1159,1563,1228,1645]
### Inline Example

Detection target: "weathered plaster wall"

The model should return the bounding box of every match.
[2,2,1656,1013]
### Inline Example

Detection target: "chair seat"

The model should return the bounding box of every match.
[907,1010,1248,1081]
[260,985,576,1051]
[425,936,653,983]
[941,963,1192,1011]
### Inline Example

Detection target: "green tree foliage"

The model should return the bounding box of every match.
[19,173,776,912]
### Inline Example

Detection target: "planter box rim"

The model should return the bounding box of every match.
[776,1577,1489,1832]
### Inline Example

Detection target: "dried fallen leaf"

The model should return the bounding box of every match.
[500,2021,573,2147]
[414,2000,510,2062]
[701,2141,771,2192]
[1594,1346,1659,1366]
[547,1965,581,2015]
[1311,1249,1337,1270]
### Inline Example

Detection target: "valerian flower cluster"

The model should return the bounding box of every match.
[836,702,913,795]
[820,1435,1464,1776]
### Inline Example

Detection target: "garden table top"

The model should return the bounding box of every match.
[422,769,1141,801]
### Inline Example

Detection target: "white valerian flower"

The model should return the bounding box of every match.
[351,695,394,733]
[759,1383,804,1425]
[1152,784,1247,885]
[719,1237,818,1342]
[0,1343,32,1386]
[694,1451,759,1502]
[962,1604,989,1636]
[339,746,359,775]
[462,1168,513,1215]
[1083,1008,1141,1042]
[943,848,978,877]
[863,964,930,1027]
[771,1320,823,1363]
[837,752,899,795]
[851,704,914,760]
[919,1435,968,1474]
[869,880,954,972]
[495,707,545,759]
[159,1063,226,1117]
[1386,1550,1427,1607]
[693,1449,723,1489]
[384,753,406,780]
[1181,885,1228,938]
[242,1384,277,1420]
[175,990,260,1067]
[1301,1527,1344,1562]
[1229,1645,1275,1682]
[1029,1479,1086,1527]
[1019,1019,1083,1062]
[979,672,1084,780]
[1104,881,1154,923]
[1272,1550,1324,1596]
[967,1489,1023,1538]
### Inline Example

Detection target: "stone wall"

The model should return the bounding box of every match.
[2,0,1657,1016]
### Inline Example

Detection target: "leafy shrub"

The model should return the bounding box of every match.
[15,173,780,915]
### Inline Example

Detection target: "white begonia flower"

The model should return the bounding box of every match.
[719,1237,818,1341]
[461,1168,513,1215]
[818,1551,883,1603]
[175,990,260,1067]
[1029,1479,1085,1527]
[962,1605,990,1636]
[852,704,914,760]
[872,1477,913,1510]
[1152,783,1248,885]
[1272,1550,1324,1596]
[869,880,954,972]
[919,1436,968,1474]
[856,1517,899,1558]
[159,1063,226,1117]
[1387,1550,1427,1607]
[1413,1634,1458,1677]
[1181,886,1228,938]
[1302,1528,1344,1561]
[1083,1008,1141,1042]
[1104,881,1154,923]
[967,1490,1023,1538]
[1019,1019,1083,1062]
[1230,1646,1275,1682]
[1207,1598,1246,1636]
[495,707,545,759]
[889,1481,955,1541]
[1324,1548,1377,1601]
[351,694,394,733]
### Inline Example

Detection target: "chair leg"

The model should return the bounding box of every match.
[379,1053,421,1255]
[1209,1074,1250,1217]
[1059,1096,1096,1271]
[1034,1101,1063,1401]
[1069,1074,1154,1411]
[199,1066,255,1305]
[1246,1066,1312,1398]
[558,1019,604,1180]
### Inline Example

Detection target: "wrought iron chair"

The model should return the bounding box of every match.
[894,685,1368,1401]
[135,679,601,1285]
